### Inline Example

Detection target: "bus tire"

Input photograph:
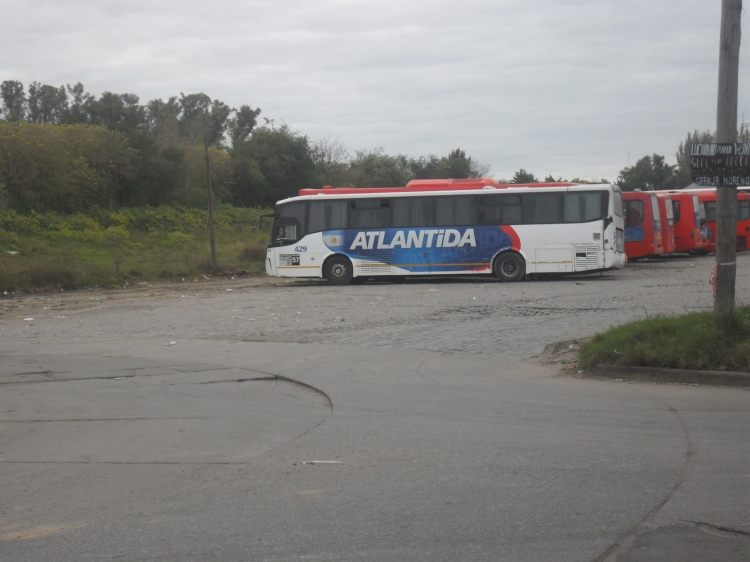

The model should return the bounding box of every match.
[324,255,353,285]
[493,252,525,282]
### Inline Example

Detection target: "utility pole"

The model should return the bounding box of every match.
[204,116,217,269]
[714,0,742,329]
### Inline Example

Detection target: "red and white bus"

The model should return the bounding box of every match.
[266,181,626,284]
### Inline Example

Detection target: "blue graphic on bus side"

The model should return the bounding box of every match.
[322,226,514,272]
[624,226,645,242]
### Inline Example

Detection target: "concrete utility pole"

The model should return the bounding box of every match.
[204,118,217,269]
[714,0,742,328]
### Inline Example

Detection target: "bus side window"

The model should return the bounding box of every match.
[672,200,681,223]
[479,194,520,225]
[275,224,298,244]
[309,200,348,233]
[350,199,392,229]
[625,200,643,226]
[650,196,661,230]
[435,195,478,226]
[392,197,435,227]
[738,200,750,221]
[563,191,607,223]
[704,201,717,222]
[522,193,564,224]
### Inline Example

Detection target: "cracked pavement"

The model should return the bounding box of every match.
[0,253,748,561]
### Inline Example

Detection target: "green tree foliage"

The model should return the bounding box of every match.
[617,154,677,191]
[27,82,68,124]
[230,125,318,207]
[311,144,490,188]
[0,123,137,213]
[0,81,25,121]
[409,148,489,180]
[227,105,261,147]
[512,169,538,183]
[310,136,352,187]
[349,148,412,187]
[0,81,253,212]
[0,79,492,213]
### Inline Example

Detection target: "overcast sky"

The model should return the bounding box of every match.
[1,0,748,182]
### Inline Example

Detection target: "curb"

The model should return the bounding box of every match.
[589,364,750,387]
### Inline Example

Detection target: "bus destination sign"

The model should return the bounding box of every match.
[690,142,750,187]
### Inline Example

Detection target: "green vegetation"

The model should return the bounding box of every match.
[0,206,271,292]
[579,308,750,373]
[0,79,499,292]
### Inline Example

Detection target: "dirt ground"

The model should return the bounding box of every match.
[1,253,746,363]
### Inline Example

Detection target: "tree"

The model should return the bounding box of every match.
[27,82,68,124]
[349,148,411,187]
[64,82,94,125]
[146,96,181,142]
[0,122,137,213]
[1,80,26,122]
[617,154,677,191]
[409,148,489,180]
[227,105,261,147]
[512,169,538,183]
[230,125,318,206]
[87,91,147,134]
[310,136,352,187]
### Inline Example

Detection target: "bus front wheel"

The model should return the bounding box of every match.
[324,255,353,285]
[494,253,525,282]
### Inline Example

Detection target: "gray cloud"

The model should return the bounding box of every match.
[1,0,747,181]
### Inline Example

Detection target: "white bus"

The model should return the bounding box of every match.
[265,182,626,284]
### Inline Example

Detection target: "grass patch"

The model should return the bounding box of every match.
[0,206,272,292]
[238,245,267,262]
[579,308,750,373]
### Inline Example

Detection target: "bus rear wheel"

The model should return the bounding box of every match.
[324,255,353,285]
[494,252,525,282]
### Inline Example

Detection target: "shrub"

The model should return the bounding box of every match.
[239,245,267,262]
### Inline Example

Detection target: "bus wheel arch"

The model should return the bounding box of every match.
[323,254,354,285]
[492,250,526,282]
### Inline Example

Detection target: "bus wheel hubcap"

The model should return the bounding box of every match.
[332,264,346,278]
[502,261,517,276]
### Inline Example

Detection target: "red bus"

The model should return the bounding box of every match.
[623,191,663,259]
[656,192,707,253]
[693,190,750,252]
[656,195,676,254]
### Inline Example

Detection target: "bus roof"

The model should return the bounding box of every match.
[298,178,577,197]
[278,182,616,206]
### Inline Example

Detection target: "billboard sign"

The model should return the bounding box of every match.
[691,142,750,187]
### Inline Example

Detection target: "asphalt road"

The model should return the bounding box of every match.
[1,254,748,561]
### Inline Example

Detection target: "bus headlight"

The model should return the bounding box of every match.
[616,229,624,253]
